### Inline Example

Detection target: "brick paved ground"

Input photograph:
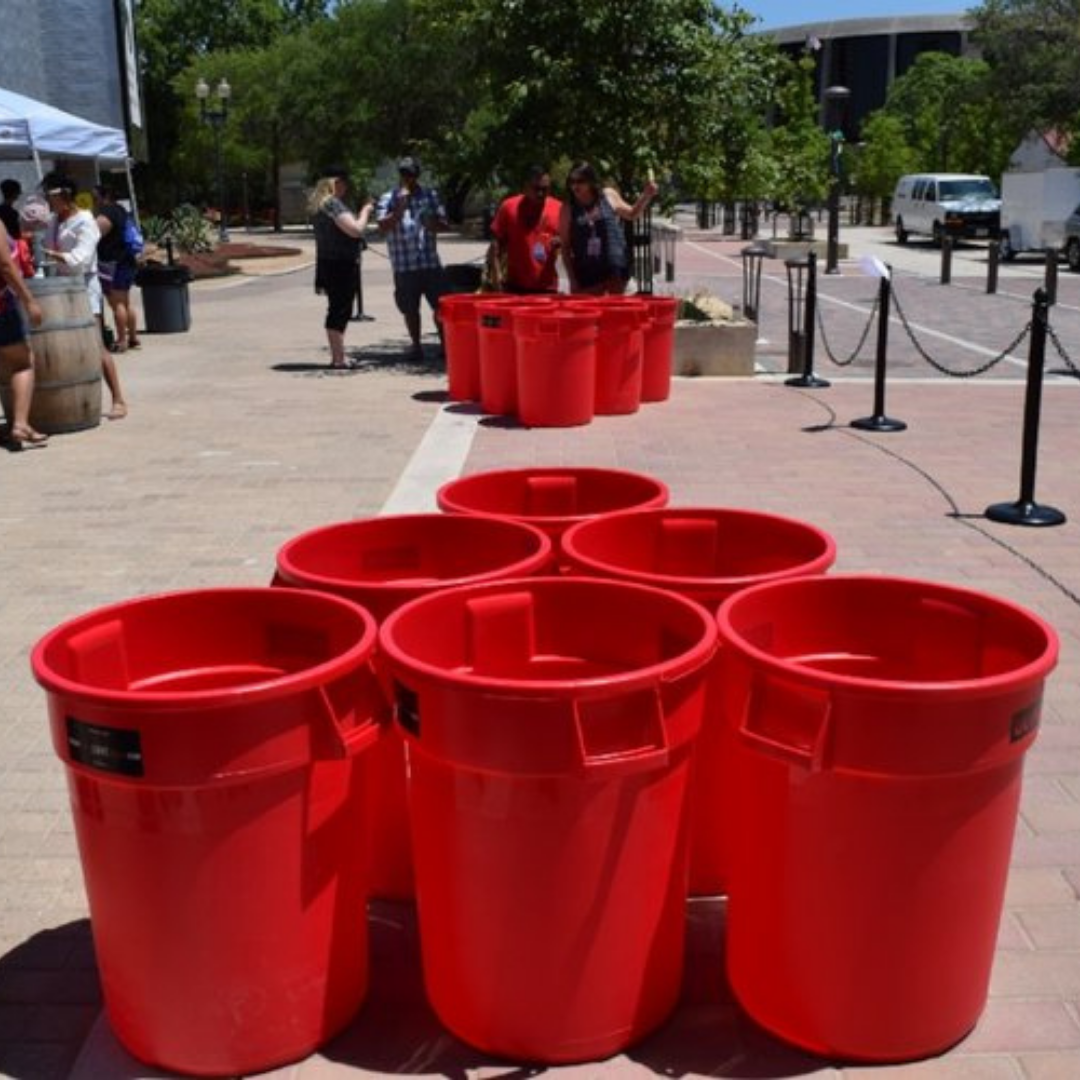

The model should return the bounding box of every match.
[1,224,1077,1079]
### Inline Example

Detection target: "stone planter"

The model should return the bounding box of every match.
[673,320,757,377]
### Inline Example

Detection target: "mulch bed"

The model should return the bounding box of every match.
[159,243,304,281]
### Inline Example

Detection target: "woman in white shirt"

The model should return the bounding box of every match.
[42,171,127,420]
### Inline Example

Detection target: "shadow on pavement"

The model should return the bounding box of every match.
[0,920,101,1080]
[4,901,835,1078]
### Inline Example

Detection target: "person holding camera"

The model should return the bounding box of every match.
[310,165,373,369]
[375,156,448,361]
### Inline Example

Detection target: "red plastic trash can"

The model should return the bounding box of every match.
[272,513,553,900]
[514,309,598,427]
[641,296,679,402]
[476,300,525,416]
[31,588,385,1077]
[440,294,484,402]
[594,302,647,414]
[716,575,1059,1062]
[561,506,837,896]
[379,576,718,1062]
[436,466,669,559]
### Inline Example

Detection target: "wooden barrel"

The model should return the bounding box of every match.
[0,277,104,434]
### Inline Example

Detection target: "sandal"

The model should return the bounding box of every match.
[8,426,49,449]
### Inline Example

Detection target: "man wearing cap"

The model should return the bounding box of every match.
[376,156,448,360]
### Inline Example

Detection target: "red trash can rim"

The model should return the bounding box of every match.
[31,586,379,709]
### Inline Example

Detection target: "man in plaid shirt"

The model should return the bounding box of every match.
[376,156,449,360]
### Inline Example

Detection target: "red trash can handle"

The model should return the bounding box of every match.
[738,676,831,771]
[314,678,384,759]
[573,687,670,778]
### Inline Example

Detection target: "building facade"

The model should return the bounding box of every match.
[768,15,974,137]
[0,0,142,188]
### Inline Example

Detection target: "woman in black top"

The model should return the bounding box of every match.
[94,184,140,352]
[310,166,373,369]
[558,162,658,295]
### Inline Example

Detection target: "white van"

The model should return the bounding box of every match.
[892,173,1001,244]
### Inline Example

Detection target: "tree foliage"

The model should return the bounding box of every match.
[764,53,831,213]
[855,51,1013,193]
[850,113,919,200]
[400,0,780,196]
[972,0,1080,145]
[136,0,332,209]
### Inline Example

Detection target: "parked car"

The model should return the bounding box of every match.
[892,173,1001,245]
[1063,203,1080,271]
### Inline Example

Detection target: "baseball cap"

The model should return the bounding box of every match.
[397,156,421,176]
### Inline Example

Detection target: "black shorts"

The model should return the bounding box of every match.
[0,304,28,348]
[392,268,447,318]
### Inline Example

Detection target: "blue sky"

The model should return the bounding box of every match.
[740,1,967,31]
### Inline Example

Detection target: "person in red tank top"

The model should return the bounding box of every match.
[487,166,562,294]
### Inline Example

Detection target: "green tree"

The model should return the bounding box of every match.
[416,0,774,198]
[850,112,919,200]
[972,0,1080,146]
[136,0,331,210]
[765,53,831,218]
[880,51,1010,177]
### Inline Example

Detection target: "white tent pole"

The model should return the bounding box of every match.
[124,159,140,223]
[32,146,43,179]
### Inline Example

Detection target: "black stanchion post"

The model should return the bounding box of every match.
[786,251,829,388]
[985,289,1066,526]
[940,236,952,284]
[1044,249,1058,306]
[741,244,766,324]
[352,253,373,321]
[987,239,999,295]
[852,266,906,432]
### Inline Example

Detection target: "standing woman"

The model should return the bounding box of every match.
[94,183,141,353]
[310,166,373,369]
[41,171,127,419]
[558,162,659,295]
[0,219,47,447]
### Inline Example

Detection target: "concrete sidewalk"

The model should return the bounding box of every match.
[1,225,1077,1079]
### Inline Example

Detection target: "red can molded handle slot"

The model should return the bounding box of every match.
[738,675,831,770]
[314,673,385,759]
[573,686,670,778]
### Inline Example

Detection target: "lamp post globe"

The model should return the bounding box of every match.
[196,77,231,243]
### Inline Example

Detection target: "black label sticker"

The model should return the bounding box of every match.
[395,683,421,737]
[1010,703,1040,744]
[66,718,144,777]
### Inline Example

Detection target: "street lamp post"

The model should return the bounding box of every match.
[823,84,850,275]
[195,77,231,243]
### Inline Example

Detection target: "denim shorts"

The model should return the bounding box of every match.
[100,260,137,293]
[0,303,29,348]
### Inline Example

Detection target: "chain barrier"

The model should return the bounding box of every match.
[1046,322,1080,379]
[814,296,879,367]
[890,283,1029,378]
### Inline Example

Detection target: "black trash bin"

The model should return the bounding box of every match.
[136,264,193,334]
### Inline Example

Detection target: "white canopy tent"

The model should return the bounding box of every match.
[0,85,136,216]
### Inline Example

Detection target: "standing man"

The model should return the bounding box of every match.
[376,156,448,361]
[487,165,562,294]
